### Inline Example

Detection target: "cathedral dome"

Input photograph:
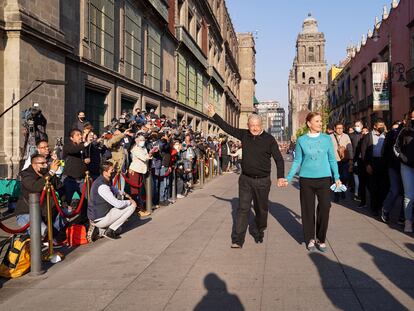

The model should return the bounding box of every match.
[301,13,318,34]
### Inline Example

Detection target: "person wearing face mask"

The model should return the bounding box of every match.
[87,162,136,240]
[129,135,152,217]
[360,118,389,216]
[73,110,87,131]
[349,121,364,201]
[15,155,65,241]
[394,108,414,232]
[381,121,405,224]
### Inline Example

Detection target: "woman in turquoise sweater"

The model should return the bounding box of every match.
[285,112,341,252]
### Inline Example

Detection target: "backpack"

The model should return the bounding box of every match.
[65,224,88,247]
[0,234,31,278]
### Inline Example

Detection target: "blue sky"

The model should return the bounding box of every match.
[227,0,391,111]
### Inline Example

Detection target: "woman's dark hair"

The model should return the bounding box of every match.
[305,112,321,128]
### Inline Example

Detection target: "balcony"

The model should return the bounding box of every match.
[406,66,414,87]
[176,26,208,68]
[208,65,225,88]
[147,0,168,22]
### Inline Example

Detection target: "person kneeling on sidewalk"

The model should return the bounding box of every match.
[87,161,136,240]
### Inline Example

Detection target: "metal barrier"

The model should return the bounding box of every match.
[29,193,44,276]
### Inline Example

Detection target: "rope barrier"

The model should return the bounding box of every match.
[0,188,47,234]
[0,220,30,234]
[51,182,87,218]
[113,173,120,187]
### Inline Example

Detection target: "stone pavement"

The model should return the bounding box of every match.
[0,162,413,311]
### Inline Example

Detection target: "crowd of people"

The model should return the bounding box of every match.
[287,108,414,234]
[15,108,244,243]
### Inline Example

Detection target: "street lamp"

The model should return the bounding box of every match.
[0,79,67,119]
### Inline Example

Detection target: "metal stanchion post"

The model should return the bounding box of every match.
[43,178,64,263]
[217,155,222,175]
[199,160,204,188]
[45,178,54,260]
[209,158,213,180]
[85,171,91,200]
[171,167,176,201]
[145,173,152,214]
[29,193,44,276]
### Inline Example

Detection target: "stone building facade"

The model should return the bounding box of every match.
[237,33,256,129]
[0,0,255,178]
[288,14,327,138]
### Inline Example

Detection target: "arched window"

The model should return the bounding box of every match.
[309,77,315,84]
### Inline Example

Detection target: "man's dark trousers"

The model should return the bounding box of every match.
[232,174,271,246]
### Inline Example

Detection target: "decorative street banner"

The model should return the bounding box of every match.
[372,62,390,111]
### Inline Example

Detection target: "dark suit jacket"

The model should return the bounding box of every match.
[15,166,60,216]
[360,132,374,167]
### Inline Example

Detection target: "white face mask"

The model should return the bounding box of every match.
[174,144,180,150]
[138,141,145,147]
[354,126,361,133]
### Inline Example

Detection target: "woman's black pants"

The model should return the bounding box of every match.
[299,177,332,245]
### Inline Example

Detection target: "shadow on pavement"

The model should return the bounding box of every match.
[121,216,152,235]
[405,243,414,253]
[193,273,244,311]
[309,252,409,311]
[268,202,303,245]
[211,195,258,241]
[360,242,414,299]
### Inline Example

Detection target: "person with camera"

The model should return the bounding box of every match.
[157,131,172,207]
[15,154,66,243]
[87,161,136,240]
[62,129,90,210]
[22,139,51,170]
[129,135,152,217]
[330,122,353,202]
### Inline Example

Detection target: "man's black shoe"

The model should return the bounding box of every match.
[103,229,120,240]
[254,236,264,243]
[381,210,390,223]
[159,201,170,207]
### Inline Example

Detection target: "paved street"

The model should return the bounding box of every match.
[0,161,413,311]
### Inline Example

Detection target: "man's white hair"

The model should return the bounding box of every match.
[247,114,262,124]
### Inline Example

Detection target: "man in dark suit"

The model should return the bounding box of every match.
[360,118,389,216]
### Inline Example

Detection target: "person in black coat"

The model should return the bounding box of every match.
[208,104,286,248]
[62,129,90,206]
[381,122,404,222]
[360,118,389,216]
[15,155,65,239]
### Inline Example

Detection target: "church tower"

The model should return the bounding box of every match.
[288,14,327,138]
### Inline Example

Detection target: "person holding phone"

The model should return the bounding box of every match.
[284,112,341,252]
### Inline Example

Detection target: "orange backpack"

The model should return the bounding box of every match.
[65,224,88,247]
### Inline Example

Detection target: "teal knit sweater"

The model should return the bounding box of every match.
[287,133,340,182]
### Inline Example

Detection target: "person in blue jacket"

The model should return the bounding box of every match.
[284,112,341,252]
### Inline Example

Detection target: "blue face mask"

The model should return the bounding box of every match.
[354,127,361,133]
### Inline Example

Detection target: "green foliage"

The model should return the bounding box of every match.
[295,101,331,139]
[295,125,308,138]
